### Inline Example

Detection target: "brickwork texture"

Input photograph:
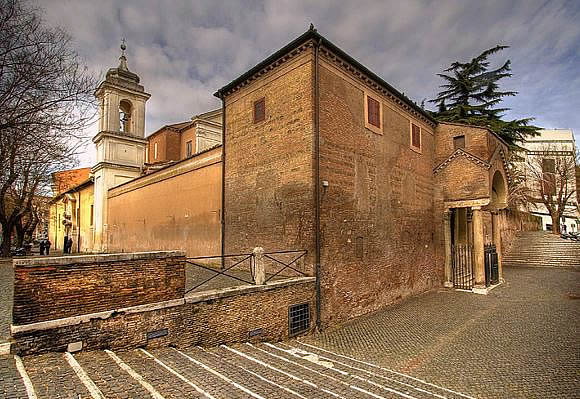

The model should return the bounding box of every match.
[12,252,185,325]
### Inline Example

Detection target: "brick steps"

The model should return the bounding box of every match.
[2,343,474,398]
[504,231,580,268]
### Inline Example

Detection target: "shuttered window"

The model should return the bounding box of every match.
[367,96,380,128]
[186,140,193,157]
[411,123,421,149]
[254,98,265,123]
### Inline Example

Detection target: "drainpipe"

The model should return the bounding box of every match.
[220,94,226,266]
[314,37,322,330]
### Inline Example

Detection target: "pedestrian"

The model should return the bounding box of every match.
[45,239,51,255]
[63,235,68,254]
[67,237,73,254]
[39,240,45,256]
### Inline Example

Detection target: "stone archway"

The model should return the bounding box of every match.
[490,170,507,208]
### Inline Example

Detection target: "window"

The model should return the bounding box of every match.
[254,98,265,123]
[542,158,556,195]
[90,205,94,226]
[364,93,382,134]
[411,123,421,151]
[154,142,158,160]
[453,135,465,150]
[186,140,193,157]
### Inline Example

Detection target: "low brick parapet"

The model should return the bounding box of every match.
[10,277,316,356]
[12,251,186,325]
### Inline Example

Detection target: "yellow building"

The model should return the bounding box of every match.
[49,178,94,253]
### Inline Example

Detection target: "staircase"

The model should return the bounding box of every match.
[503,231,580,268]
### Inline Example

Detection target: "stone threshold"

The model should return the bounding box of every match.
[472,280,503,295]
[10,276,315,335]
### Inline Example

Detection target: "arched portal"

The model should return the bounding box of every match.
[119,99,133,133]
[490,170,507,208]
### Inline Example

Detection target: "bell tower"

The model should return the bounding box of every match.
[91,40,150,252]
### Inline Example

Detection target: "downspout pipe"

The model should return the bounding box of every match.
[220,94,226,267]
[314,36,322,331]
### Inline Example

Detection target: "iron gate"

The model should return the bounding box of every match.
[484,243,499,286]
[452,244,474,290]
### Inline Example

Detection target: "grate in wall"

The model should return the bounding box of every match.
[288,303,310,337]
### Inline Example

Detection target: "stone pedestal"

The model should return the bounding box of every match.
[252,247,266,285]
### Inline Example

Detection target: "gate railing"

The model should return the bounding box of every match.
[484,243,499,286]
[185,249,308,294]
[452,244,474,290]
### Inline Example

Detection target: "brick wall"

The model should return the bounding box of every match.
[318,58,441,326]
[500,208,542,254]
[147,129,181,162]
[11,278,315,356]
[12,251,185,325]
[223,48,316,271]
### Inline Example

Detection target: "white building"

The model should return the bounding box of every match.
[518,129,579,232]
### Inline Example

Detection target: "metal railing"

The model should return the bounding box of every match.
[185,249,308,294]
[452,244,474,290]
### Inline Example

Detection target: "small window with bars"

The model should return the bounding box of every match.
[289,303,310,337]
[254,97,265,123]
[411,123,421,151]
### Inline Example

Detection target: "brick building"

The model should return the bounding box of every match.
[215,27,511,325]
[49,29,527,328]
[146,109,222,164]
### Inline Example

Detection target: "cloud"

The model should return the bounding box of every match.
[40,0,580,166]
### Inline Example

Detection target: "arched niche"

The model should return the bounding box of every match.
[119,99,133,133]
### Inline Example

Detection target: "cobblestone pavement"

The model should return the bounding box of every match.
[0,267,577,398]
[302,266,580,398]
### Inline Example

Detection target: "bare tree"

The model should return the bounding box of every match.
[0,0,97,255]
[526,144,577,234]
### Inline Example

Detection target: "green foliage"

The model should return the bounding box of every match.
[430,45,539,146]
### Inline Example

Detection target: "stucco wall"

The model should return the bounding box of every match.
[107,147,222,256]
[317,57,441,326]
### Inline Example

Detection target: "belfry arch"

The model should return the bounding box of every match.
[119,99,133,133]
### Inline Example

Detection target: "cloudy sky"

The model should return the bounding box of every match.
[41,0,580,166]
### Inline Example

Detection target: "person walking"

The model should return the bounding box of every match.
[45,239,51,255]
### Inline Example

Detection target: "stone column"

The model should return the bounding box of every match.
[252,247,266,285]
[472,206,486,289]
[492,211,503,282]
[443,210,453,288]
[467,209,473,246]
